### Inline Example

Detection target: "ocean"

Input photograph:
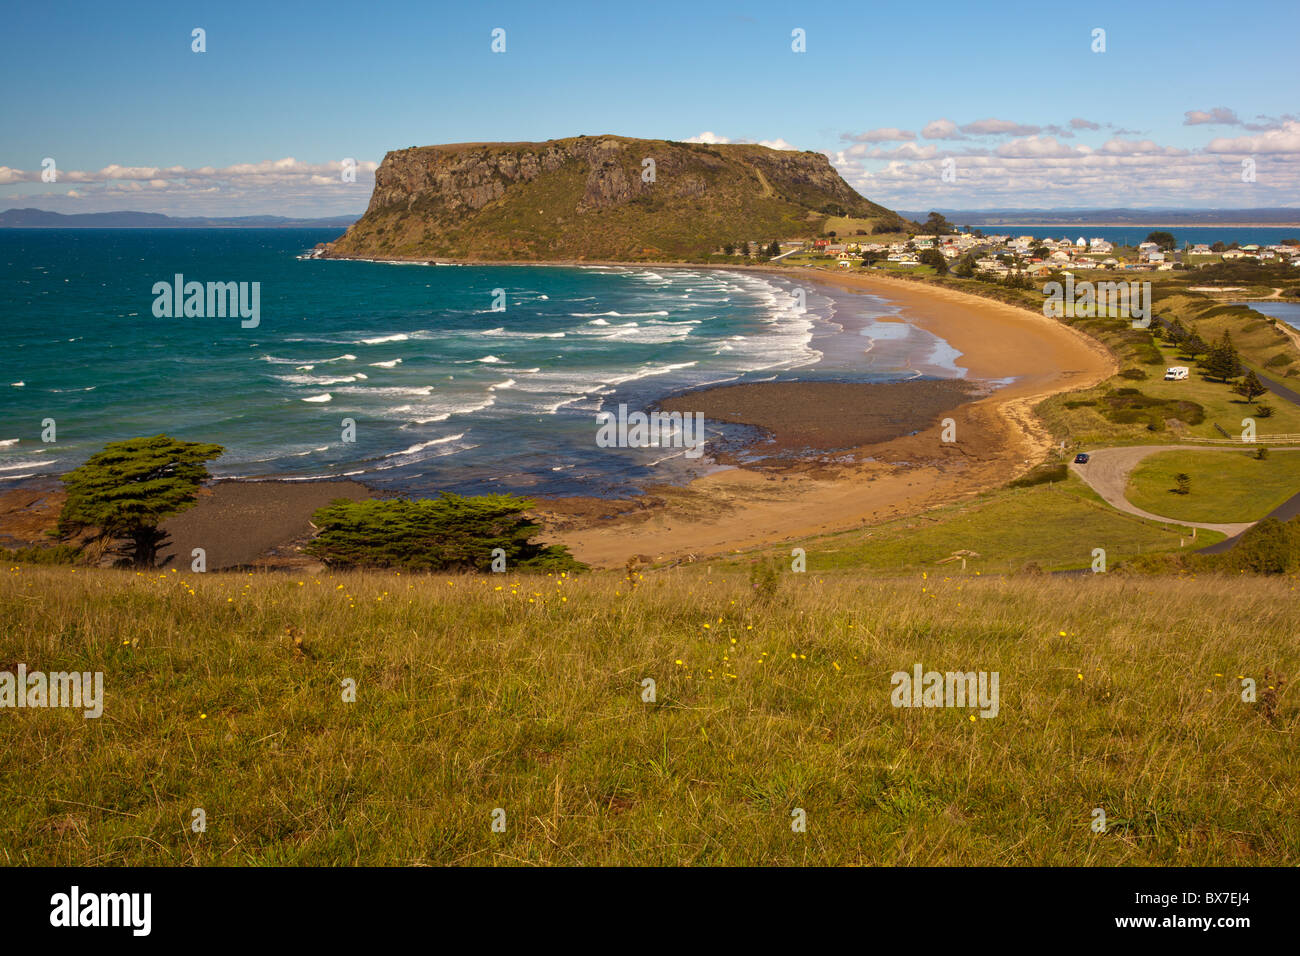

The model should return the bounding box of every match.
[0,229,961,497]
[972,225,1300,247]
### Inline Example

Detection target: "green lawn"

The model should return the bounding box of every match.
[1127,449,1300,523]
[726,474,1217,573]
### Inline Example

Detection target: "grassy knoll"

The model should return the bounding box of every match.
[0,566,1294,866]
[727,474,1216,574]
[1127,449,1300,523]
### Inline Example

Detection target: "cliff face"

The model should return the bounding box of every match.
[325,135,911,261]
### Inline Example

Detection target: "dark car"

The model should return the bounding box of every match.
[1074,453,1090,464]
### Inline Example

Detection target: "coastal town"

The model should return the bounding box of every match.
[736,232,1300,277]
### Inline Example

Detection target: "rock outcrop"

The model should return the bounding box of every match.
[324,135,912,261]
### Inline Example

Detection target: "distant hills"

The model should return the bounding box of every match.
[324,135,914,261]
[898,208,1300,226]
[0,208,359,229]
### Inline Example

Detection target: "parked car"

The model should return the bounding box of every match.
[1164,366,1189,381]
[1074,453,1090,464]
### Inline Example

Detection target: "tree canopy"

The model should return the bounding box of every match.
[59,434,224,567]
[304,493,583,573]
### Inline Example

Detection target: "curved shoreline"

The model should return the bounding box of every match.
[549,267,1117,568]
[2,265,1118,571]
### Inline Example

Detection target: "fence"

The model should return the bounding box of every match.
[1181,434,1300,444]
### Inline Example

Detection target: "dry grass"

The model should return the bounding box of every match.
[0,565,1296,865]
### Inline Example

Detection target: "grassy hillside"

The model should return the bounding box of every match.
[1,566,1294,865]
[327,135,912,261]
[723,473,1218,573]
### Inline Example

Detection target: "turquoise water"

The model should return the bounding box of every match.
[1,229,963,496]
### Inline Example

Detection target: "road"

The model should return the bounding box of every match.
[1066,445,1300,538]
[1258,370,1300,407]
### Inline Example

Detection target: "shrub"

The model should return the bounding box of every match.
[1119,368,1148,381]
[0,544,81,565]
[1220,517,1299,574]
[304,494,584,573]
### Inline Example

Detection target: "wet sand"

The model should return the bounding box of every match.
[156,480,370,569]
[547,268,1117,567]
[657,379,985,464]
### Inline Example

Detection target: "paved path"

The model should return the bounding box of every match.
[1068,445,1261,537]
[1258,370,1300,407]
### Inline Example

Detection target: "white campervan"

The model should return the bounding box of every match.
[1164,366,1189,381]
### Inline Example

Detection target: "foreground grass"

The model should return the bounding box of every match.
[1,566,1296,866]
[1128,449,1300,522]
[732,475,1218,573]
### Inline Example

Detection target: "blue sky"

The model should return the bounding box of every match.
[3,0,1298,214]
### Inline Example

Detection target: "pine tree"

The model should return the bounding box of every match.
[1234,369,1266,402]
[59,434,224,567]
[1203,332,1242,382]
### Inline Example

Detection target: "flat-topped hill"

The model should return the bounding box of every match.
[324,134,911,261]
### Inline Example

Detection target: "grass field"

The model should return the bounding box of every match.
[726,474,1218,573]
[1127,449,1300,522]
[1037,339,1300,446]
[1,566,1295,866]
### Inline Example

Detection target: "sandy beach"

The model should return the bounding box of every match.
[545,267,1116,567]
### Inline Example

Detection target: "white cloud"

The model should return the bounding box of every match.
[961,118,1042,137]
[0,157,380,217]
[832,130,1300,210]
[1206,121,1300,155]
[995,136,1082,159]
[921,118,964,140]
[1096,138,1185,156]
[1185,107,1241,126]
[843,143,944,161]
[684,131,731,144]
[841,127,916,144]
[684,131,797,150]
